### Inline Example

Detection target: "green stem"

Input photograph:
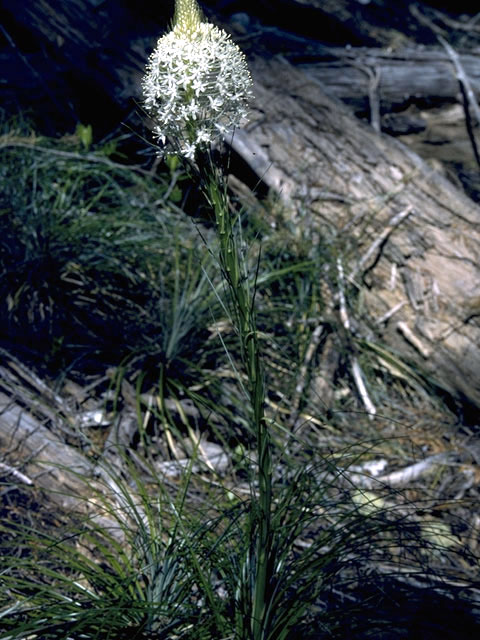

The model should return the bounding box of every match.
[205,166,272,639]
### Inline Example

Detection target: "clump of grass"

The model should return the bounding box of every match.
[0,115,221,381]
[2,438,477,640]
[0,458,198,639]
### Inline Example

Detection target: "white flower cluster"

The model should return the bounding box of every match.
[142,0,252,160]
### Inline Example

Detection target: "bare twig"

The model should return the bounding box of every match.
[350,453,452,489]
[397,321,431,359]
[350,356,376,419]
[376,453,451,487]
[349,205,414,281]
[368,66,381,133]
[439,36,480,168]
[375,301,406,325]
[0,349,67,412]
[350,61,382,133]
[430,8,480,33]
[336,257,351,331]
[337,257,376,419]
[0,462,33,486]
[409,4,449,38]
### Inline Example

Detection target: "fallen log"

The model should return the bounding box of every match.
[295,46,480,111]
[0,389,92,507]
[231,56,480,411]
[0,383,135,541]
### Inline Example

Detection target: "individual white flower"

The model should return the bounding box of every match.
[195,127,212,144]
[182,141,197,161]
[142,0,252,158]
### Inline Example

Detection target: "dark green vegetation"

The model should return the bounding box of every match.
[1,118,479,639]
[0,119,218,379]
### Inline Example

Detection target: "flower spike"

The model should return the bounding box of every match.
[142,0,252,159]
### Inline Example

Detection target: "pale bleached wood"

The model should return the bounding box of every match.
[0,390,128,540]
[296,47,480,109]
[232,56,480,409]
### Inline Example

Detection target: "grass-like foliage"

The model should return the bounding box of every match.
[2,445,463,640]
[1,457,197,639]
[0,116,220,379]
[3,440,475,640]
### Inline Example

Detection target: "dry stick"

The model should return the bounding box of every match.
[0,461,33,485]
[375,301,406,325]
[337,257,376,419]
[409,4,449,38]
[373,452,451,488]
[362,64,382,134]
[306,453,453,495]
[0,349,70,416]
[350,357,377,419]
[431,7,480,33]
[350,61,381,133]
[345,453,452,489]
[290,324,324,427]
[439,36,480,168]
[317,452,455,490]
[336,257,351,332]
[348,205,414,282]
[368,66,381,134]
[397,321,431,359]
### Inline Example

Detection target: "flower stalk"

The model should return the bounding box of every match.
[204,167,272,640]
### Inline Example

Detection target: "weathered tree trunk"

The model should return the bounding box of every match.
[0,373,135,541]
[296,47,480,111]
[232,56,480,411]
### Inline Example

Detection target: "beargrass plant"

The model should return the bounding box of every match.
[1,1,479,639]
[143,2,275,635]
[2,434,472,640]
[140,1,462,637]
[0,455,202,639]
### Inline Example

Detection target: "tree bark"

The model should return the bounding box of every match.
[232,56,480,411]
[296,47,480,111]
[0,380,130,541]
